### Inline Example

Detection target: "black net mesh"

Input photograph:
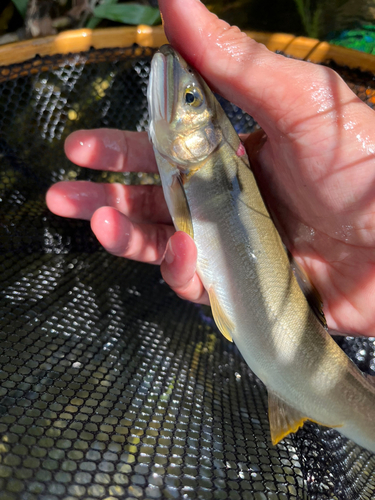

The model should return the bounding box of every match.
[1,43,375,500]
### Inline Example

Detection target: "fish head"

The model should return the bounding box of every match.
[148,45,222,168]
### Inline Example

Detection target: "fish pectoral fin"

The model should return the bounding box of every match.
[170,174,194,238]
[289,253,327,329]
[268,391,311,445]
[154,149,194,239]
[208,287,234,342]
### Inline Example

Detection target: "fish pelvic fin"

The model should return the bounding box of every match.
[268,391,334,446]
[208,287,234,342]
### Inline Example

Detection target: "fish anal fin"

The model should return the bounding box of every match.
[208,287,234,342]
[268,391,342,445]
[289,254,327,329]
[268,391,310,445]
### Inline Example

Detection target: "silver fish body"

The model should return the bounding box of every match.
[148,44,375,452]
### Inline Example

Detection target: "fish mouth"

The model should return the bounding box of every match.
[147,44,182,129]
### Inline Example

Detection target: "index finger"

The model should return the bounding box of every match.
[64,129,158,173]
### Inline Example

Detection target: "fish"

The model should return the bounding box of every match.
[147,44,375,453]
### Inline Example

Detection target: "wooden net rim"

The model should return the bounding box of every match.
[1,25,373,72]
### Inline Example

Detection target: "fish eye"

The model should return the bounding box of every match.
[184,86,203,107]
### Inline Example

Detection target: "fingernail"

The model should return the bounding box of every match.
[164,239,175,264]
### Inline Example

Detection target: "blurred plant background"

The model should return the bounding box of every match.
[0,0,161,44]
[0,0,375,52]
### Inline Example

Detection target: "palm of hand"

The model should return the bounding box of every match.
[249,73,375,335]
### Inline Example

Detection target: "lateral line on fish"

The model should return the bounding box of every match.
[237,197,272,221]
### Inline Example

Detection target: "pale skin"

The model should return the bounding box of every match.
[47,0,375,337]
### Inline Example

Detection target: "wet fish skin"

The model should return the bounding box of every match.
[147,44,375,453]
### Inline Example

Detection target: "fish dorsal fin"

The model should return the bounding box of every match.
[208,287,234,342]
[268,391,311,445]
[289,254,327,329]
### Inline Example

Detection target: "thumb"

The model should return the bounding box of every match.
[158,0,359,138]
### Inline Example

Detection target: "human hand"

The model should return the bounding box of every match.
[46,128,207,304]
[47,0,375,337]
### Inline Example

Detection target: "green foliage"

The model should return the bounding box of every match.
[11,0,28,18]
[86,0,119,29]
[93,2,161,26]
[293,0,323,38]
[8,0,161,32]
[292,0,355,38]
